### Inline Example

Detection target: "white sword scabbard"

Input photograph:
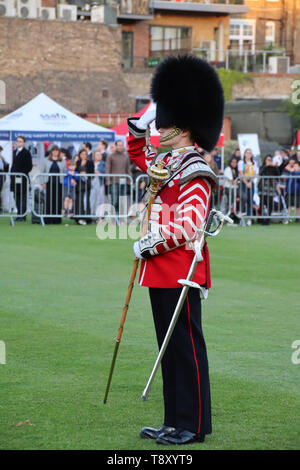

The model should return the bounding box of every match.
[141,209,233,401]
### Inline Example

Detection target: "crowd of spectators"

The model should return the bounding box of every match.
[0,136,300,226]
[208,145,300,225]
[40,139,133,225]
[0,137,132,224]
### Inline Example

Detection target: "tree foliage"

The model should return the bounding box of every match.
[217,68,253,101]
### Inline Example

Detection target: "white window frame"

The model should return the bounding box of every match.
[229,19,256,54]
[265,21,275,44]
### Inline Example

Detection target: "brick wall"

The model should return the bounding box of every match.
[122,21,150,68]
[41,0,57,7]
[244,0,300,65]
[0,17,134,114]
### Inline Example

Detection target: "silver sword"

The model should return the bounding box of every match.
[141,209,233,401]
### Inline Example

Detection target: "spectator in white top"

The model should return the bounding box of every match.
[221,156,239,217]
[238,148,258,225]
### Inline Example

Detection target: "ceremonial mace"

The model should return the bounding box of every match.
[141,210,233,401]
[103,160,170,404]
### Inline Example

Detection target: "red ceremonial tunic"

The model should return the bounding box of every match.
[128,132,213,289]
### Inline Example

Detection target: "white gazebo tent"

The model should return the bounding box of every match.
[0,93,115,213]
[0,92,115,163]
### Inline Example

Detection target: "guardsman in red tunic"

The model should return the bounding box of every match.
[128,55,224,445]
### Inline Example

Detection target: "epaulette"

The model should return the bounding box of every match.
[180,157,219,190]
[171,150,219,192]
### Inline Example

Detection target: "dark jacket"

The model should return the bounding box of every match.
[75,159,94,192]
[10,147,33,191]
[258,165,280,197]
[10,147,33,174]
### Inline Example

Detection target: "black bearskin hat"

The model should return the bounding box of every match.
[150,55,224,152]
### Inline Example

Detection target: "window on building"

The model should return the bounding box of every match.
[229,19,256,54]
[230,24,240,36]
[230,40,240,51]
[243,24,253,36]
[122,31,133,69]
[150,26,191,56]
[265,21,275,45]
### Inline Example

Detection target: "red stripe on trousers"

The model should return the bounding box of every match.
[186,295,201,434]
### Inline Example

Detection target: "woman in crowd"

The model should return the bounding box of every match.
[73,148,94,225]
[90,150,106,217]
[41,145,66,224]
[238,148,258,226]
[282,158,300,217]
[231,148,241,161]
[222,156,239,218]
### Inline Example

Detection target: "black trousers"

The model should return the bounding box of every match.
[45,179,62,225]
[13,178,28,216]
[149,287,212,436]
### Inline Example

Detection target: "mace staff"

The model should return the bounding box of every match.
[103,160,170,404]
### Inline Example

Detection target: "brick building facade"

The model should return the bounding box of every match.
[0,16,133,114]
[231,0,300,65]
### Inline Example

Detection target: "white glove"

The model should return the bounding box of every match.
[133,228,165,260]
[136,103,157,130]
[133,241,144,259]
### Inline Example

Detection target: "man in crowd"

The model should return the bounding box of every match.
[97,140,108,163]
[83,142,93,162]
[105,140,131,219]
[10,135,33,221]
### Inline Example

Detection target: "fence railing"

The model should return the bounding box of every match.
[0,172,30,226]
[231,175,300,224]
[31,173,134,226]
[1,172,299,226]
[193,49,287,73]
[128,49,287,73]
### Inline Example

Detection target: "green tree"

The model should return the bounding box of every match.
[217,68,253,101]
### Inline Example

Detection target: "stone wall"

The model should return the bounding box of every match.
[124,71,298,104]
[225,99,294,145]
[0,17,133,114]
[232,73,297,100]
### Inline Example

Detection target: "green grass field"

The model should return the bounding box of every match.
[0,217,299,450]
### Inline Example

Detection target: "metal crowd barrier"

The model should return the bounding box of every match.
[0,172,30,226]
[30,173,134,225]
[135,173,300,224]
[212,175,233,217]
[232,175,300,224]
[1,172,300,226]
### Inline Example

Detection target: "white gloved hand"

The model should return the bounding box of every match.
[136,103,157,130]
[133,241,144,259]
